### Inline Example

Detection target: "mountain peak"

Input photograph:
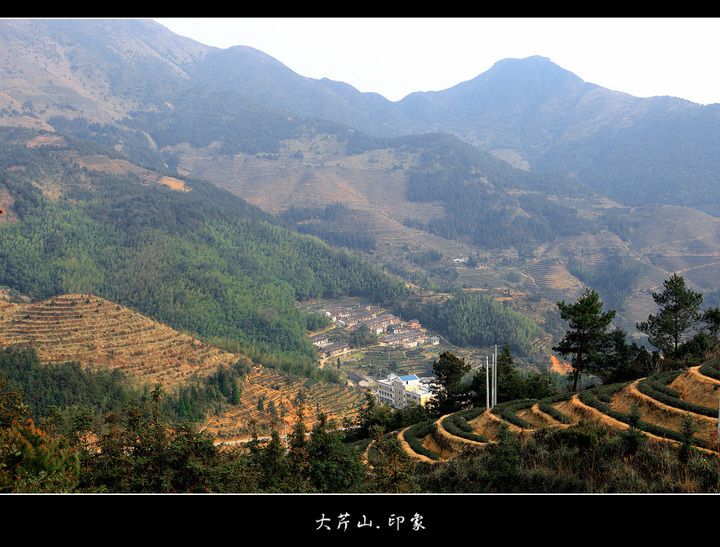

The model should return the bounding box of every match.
[492,54,553,66]
[483,55,585,85]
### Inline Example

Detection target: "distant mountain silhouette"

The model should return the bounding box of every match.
[2,19,717,209]
[187,39,720,210]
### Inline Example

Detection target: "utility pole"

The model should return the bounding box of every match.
[485,355,490,409]
[493,344,498,407]
[486,347,499,409]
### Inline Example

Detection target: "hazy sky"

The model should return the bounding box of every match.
[155,17,720,105]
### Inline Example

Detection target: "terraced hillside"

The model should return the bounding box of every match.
[0,294,242,386]
[399,359,720,463]
[0,294,366,440]
[201,368,367,442]
[523,259,586,300]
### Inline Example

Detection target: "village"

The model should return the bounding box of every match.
[308,300,440,410]
[309,301,440,357]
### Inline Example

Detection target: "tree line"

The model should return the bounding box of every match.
[0,343,422,493]
[5,337,719,493]
[280,203,377,251]
[412,273,720,419]
[1,269,717,493]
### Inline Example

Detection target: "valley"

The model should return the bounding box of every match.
[170,133,720,340]
[0,19,719,493]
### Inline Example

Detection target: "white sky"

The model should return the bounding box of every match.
[155,17,720,105]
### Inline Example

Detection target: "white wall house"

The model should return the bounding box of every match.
[374,373,434,409]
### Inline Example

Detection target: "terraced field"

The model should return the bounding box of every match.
[0,293,366,441]
[176,143,483,270]
[399,359,720,463]
[523,259,585,300]
[202,367,367,442]
[0,294,242,388]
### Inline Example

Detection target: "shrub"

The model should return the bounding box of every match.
[402,420,440,461]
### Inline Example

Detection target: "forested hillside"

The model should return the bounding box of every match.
[351,132,597,252]
[0,127,407,371]
[393,292,541,357]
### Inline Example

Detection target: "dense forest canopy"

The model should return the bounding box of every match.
[394,292,541,358]
[402,135,600,252]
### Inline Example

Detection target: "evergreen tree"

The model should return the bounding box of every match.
[596,327,650,383]
[305,414,366,492]
[678,412,699,463]
[278,403,322,492]
[428,351,472,415]
[230,377,240,405]
[366,424,419,493]
[701,307,720,350]
[496,341,526,403]
[636,274,703,359]
[553,288,616,391]
[257,429,289,491]
[349,324,377,349]
[523,369,559,399]
[0,372,79,492]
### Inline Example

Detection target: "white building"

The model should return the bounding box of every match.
[374,373,434,409]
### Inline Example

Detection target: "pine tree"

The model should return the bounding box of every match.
[367,424,419,493]
[553,288,616,391]
[636,274,703,359]
[231,377,240,405]
[496,341,526,403]
[428,351,472,415]
[0,373,79,492]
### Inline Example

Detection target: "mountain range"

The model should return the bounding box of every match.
[1,17,719,362]
[3,19,719,206]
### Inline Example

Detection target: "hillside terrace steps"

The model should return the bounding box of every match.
[672,366,720,408]
[398,363,720,463]
[0,294,367,440]
[523,259,585,298]
[515,402,568,429]
[421,415,487,460]
[613,378,719,445]
[0,293,240,381]
[202,364,366,441]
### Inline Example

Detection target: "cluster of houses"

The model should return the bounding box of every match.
[309,302,439,359]
[320,302,399,333]
[308,334,349,358]
[308,301,440,410]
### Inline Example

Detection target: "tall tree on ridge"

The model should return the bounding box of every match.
[636,274,703,359]
[553,288,616,392]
